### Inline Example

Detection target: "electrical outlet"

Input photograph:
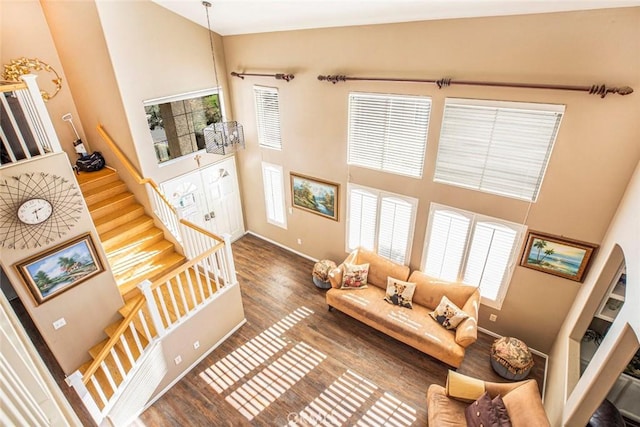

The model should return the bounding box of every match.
[174,355,182,365]
[489,314,497,322]
[297,238,302,245]
[193,341,200,350]
[53,318,66,330]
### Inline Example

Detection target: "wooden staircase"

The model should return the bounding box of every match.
[77,168,186,299]
[74,167,188,409]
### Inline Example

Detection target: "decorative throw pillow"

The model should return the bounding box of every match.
[492,395,512,427]
[429,296,469,330]
[465,392,499,427]
[384,277,416,309]
[341,262,369,289]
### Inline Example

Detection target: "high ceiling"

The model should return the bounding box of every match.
[151,0,640,36]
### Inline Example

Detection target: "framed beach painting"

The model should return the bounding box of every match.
[290,173,339,221]
[520,231,597,282]
[15,233,104,305]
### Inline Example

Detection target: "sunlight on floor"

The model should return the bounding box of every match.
[290,370,378,426]
[226,342,327,420]
[199,306,313,392]
[357,392,417,427]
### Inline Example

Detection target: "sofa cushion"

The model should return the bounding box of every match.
[446,370,485,402]
[502,380,550,427]
[492,395,512,427]
[429,296,469,330]
[384,277,416,309]
[354,248,410,290]
[341,262,369,289]
[465,392,499,427]
[409,271,477,310]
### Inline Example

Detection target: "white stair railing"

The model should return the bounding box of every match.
[0,75,62,165]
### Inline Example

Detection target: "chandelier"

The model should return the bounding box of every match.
[202,1,245,155]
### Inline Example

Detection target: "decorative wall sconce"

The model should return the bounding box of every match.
[2,58,63,101]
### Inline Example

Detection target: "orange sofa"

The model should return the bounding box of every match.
[426,375,550,426]
[327,248,480,368]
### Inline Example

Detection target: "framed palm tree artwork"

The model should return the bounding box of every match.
[15,233,104,305]
[520,231,598,282]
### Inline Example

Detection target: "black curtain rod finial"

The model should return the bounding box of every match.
[231,71,295,82]
[275,73,295,82]
[230,71,244,80]
[317,75,347,84]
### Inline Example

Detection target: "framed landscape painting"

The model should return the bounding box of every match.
[15,233,104,305]
[290,173,339,221]
[520,231,597,282]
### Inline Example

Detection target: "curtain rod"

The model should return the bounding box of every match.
[317,74,633,98]
[231,71,295,82]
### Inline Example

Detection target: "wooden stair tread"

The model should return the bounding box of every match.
[116,253,186,294]
[87,192,135,218]
[76,168,118,190]
[82,180,128,205]
[108,240,174,269]
[99,215,155,247]
[103,228,165,259]
[94,203,145,234]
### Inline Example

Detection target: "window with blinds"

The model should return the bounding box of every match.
[347,184,418,265]
[261,162,286,228]
[422,203,525,309]
[348,92,431,178]
[254,86,282,150]
[434,98,564,202]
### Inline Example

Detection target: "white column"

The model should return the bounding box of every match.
[137,279,166,338]
[20,74,63,153]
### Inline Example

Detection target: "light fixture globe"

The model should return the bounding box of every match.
[204,121,245,155]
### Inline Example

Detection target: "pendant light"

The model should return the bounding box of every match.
[202,0,245,155]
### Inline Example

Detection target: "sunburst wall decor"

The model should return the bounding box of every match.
[0,172,83,249]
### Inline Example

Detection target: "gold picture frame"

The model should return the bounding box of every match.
[15,233,104,305]
[520,231,598,282]
[290,173,339,221]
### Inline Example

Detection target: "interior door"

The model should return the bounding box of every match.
[160,156,245,242]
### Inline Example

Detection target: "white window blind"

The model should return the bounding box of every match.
[347,188,378,252]
[348,92,431,178]
[261,162,286,228]
[434,98,564,202]
[422,203,525,309]
[347,184,418,265]
[254,86,282,150]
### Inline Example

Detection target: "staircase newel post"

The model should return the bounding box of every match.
[66,371,103,424]
[138,279,166,338]
[223,233,238,286]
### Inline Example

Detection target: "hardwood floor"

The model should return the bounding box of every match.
[17,233,545,426]
[135,234,546,426]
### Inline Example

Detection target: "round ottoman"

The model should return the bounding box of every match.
[490,337,534,381]
[312,259,336,290]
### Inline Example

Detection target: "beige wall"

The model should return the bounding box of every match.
[225,7,640,353]
[2,0,86,162]
[94,0,234,184]
[545,159,640,426]
[0,153,123,374]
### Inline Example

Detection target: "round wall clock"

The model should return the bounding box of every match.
[0,172,84,249]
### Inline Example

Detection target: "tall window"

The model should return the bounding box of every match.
[254,86,282,150]
[347,184,418,265]
[434,98,564,201]
[422,203,525,309]
[348,92,431,178]
[261,162,286,228]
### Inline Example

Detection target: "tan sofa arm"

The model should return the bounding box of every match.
[328,249,359,289]
[455,288,480,347]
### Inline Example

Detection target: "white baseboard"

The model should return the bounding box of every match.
[245,230,318,262]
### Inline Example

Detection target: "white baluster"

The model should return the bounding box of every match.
[65,371,103,422]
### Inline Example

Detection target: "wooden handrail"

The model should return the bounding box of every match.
[82,296,146,383]
[179,218,225,242]
[96,124,176,214]
[0,81,27,93]
[148,240,225,290]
